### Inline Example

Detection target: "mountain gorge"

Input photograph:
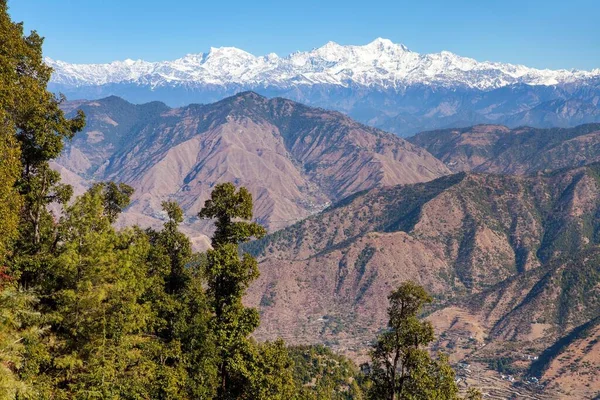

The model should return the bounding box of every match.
[47,39,600,136]
[244,164,600,398]
[55,92,448,246]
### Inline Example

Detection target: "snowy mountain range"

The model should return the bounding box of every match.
[48,38,600,135]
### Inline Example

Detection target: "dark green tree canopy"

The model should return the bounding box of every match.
[198,183,298,399]
[1,1,85,260]
[388,281,432,327]
[100,181,134,223]
[0,1,85,171]
[367,281,457,400]
[199,183,266,247]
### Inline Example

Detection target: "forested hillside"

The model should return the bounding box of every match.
[4,0,600,398]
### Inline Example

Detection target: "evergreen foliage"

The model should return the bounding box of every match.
[0,4,479,398]
[199,183,298,399]
[365,282,481,400]
[289,344,365,399]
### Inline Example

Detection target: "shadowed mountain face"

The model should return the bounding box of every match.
[244,164,600,398]
[408,123,600,173]
[56,92,449,247]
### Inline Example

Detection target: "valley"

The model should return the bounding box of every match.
[244,165,600,398]
[3,4,599,395]
[51,92,600,398]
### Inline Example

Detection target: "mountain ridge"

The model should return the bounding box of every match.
[47,39,600,136]
[47,38,600,91]
[243,163,600,398]
[407,123,600,173]
[55,92,449,248]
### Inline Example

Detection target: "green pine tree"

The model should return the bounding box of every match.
[0,111,21,264]
[366,281,459,400]
[199,183,296,399]
[0,0,85,287]
[146,201,217,398]
[27,183,159,398]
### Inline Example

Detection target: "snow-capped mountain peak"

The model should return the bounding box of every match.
[206,46,254,59]
[46,38,600,91]
[366,37,409,51]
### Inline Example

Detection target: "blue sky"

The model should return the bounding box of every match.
[8,0,600,70]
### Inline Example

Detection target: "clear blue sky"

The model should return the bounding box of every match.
[8,0,600,70]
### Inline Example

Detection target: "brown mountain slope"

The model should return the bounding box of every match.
[56,93,448,244]
[531,317,600,398]
[407,123,600,174]
[244,164,600,398]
